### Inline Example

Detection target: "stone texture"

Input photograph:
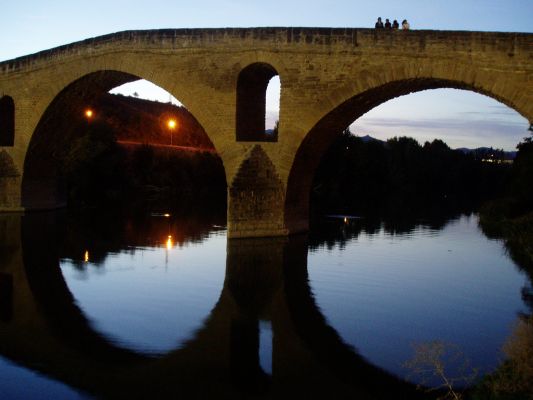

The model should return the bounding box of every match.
[229,145,287,238]
[0,28,531,236]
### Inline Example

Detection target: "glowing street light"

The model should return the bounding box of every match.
[85,109,94,119]
[167,118,177,145]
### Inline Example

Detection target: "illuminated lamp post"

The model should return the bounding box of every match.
[84,109,94,119]
[167,118,177,146]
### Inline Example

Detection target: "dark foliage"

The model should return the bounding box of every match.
[62,118,227,212]
[97,93,215,149]
[312,129,511,216]
[473,131,533,400]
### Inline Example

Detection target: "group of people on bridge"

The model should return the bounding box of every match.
[375,17,410,30]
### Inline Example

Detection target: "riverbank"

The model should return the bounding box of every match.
[471,137,533,399]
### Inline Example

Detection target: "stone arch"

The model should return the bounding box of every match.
[21,70,222,210]
[285,77,532,234]
[236,63,279,142]
[0,95,15,146]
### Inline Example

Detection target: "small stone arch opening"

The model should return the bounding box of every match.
[0,96,15,147]
[236,63,279,142]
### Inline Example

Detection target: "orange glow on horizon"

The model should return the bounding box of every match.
[166,235,173,250]
[84,250,89,262]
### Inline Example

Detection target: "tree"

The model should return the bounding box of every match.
[404,341,477,400]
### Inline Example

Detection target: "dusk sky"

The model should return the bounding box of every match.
[1,0,531,150]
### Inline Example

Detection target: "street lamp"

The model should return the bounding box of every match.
[85,109,94,119]
[167,118,177,146]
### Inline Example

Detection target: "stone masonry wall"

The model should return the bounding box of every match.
[0,28,531,236]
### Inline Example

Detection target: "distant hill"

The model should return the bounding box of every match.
[95,94,215,149]
[358,134,383,143]
[356,134,516,160]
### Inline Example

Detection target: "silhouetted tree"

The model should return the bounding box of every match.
[312,129,511,216]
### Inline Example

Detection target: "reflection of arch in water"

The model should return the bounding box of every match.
[14,215,423,398]
[279,236,424,399]
[17,212,256,397]
[21,212,145,364]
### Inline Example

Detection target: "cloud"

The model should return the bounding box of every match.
[459,110,521,117]
[352,116,529,150]
[357,116,525,130]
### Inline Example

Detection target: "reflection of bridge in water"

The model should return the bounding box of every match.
[0,214,428,399]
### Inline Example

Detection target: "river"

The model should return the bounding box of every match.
[0,207,529,399]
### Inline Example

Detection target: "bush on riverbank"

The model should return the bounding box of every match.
[312,129,511,216]
[472,133,533,400]
[479,135,533,269]
[469,316,533,400]
[62,119,227,212]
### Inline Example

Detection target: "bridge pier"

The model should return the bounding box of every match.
[227,145,289,239]
[0,176,22,212]
[0,151,22,212]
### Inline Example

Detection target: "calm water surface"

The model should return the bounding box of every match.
[0,209,529,399]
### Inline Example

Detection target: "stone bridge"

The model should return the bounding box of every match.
[0,28,532,238]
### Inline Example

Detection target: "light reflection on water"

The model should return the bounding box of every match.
[0,356,90,400]
[60,230,227,355]
[58,212,528,380]
[307,214,528,381]
[0,209,530,398]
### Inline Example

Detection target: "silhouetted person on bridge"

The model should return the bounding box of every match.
[402,19,410,30]
[385,19,392,29]
[375,17,384,28]
[392,20,400,29]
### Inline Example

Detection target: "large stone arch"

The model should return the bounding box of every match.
[20,69,223,209]
[284,74,533,234]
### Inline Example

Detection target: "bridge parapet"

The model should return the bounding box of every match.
[1,28,531,75]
